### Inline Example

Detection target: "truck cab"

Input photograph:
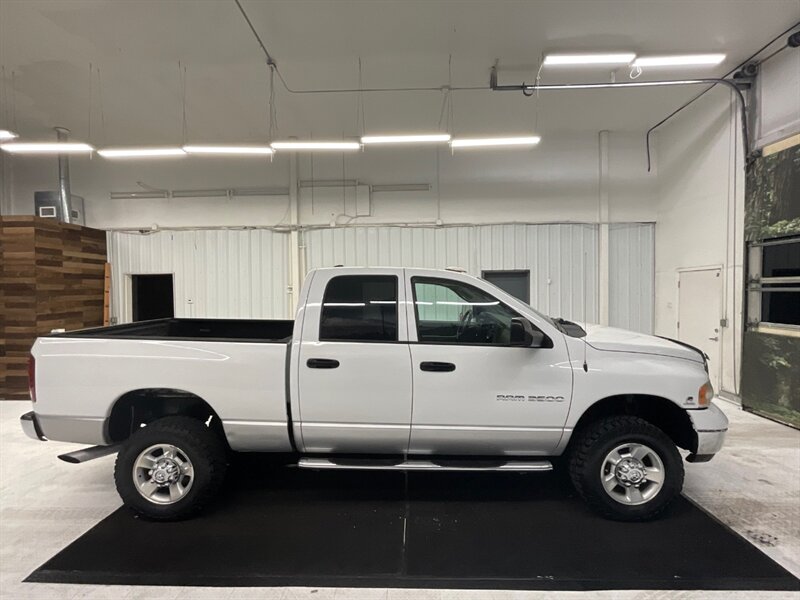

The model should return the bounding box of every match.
[291,267,572,456]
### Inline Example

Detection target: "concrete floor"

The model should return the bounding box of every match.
[0,399,798,600]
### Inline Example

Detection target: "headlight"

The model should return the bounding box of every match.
[698,382,714,407]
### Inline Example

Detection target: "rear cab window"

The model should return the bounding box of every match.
[319,275,398,341]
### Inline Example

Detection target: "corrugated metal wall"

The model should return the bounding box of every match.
[304,224,600,323]
[609,223,655,333]
[109,223,654,329]
[304,226,478,272]
[108,230,290,322]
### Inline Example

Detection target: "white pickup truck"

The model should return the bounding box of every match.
[21,267,728,521]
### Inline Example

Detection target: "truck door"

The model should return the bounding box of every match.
[405,272,572,455]
[295,269,413,454]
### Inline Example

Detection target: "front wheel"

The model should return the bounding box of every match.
[114,416,227,520]
[569,415,684,521]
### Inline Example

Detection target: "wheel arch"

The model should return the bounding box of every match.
[568,394,696,452]
[106,388,226,445]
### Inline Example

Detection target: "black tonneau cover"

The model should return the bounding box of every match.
[47,318,294,343]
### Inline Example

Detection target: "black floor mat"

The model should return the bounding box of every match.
[27,455,800,591]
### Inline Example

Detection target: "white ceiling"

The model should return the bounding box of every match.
[1,0,798,144]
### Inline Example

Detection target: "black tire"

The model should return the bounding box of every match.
[568,415,684,521]
[114,416,227,520]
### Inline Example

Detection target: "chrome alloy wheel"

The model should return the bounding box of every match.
[600,442,665,506]
[133,444,194,505]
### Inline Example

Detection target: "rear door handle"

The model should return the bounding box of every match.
[420,361,456,372]
[307,358,340,369]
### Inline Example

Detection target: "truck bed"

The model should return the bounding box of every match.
[32,318,294,450]
[47,318,294,343]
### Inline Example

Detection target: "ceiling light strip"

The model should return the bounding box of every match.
[450,136,541,148]
[0,142,94,154]
[98,147,186,158]
[183,145,274,155]
[361,134,451,144]
[543,53,636,66]
[632,54,726,67]
[270,141,361,151]
[0,130,19,141]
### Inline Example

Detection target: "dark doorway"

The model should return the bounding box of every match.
[482,270,530,303]
[131,274,175,322]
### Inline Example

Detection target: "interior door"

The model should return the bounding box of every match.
[297,270,413,454]
[678,268,722,389]
[482,270,531,303]
[406,273,572,456]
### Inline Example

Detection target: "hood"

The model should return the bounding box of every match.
[582,324,705,364]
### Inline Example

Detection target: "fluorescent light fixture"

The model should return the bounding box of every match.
[632,54,725,67]
[543,53,635,66]
[0,129,18,141]
[110,191,169,200]
[299,179,359,188]
[371,184,431,192]
[171,189,229,198]
[183,145,274,155]
[450,136,541,149]
[270,141,361,151]
[361,134,451,145]
[0,142,94,154]
[98,147,186,158]
[232,186,289,196]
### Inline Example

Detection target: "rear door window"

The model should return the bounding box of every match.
[319,275,398,341]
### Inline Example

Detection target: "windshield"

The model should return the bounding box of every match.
[477,276,589,337]
[477,276,557,327]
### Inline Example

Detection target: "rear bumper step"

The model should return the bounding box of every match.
[298,457,552,472]
[20,411,46,441]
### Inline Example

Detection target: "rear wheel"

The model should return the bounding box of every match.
[114,416,227,520]
[569,415,683,521]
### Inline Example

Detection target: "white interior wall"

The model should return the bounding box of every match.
[12,129,660,330]
[609,223,655,333]
[7,131,658,227]
[654,86,745,396]
[8,85,662,330]
[108,229,290,323]
[305,224,603,323]
[108,221,655,329]
[654,43,800,397]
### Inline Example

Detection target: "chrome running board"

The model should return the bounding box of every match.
[58,444,121,464]
[298,457,552,472]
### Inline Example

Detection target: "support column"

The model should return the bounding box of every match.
[288,148,302,317]
[597,130,611,326]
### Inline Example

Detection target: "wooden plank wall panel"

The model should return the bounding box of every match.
[1,216,107,399]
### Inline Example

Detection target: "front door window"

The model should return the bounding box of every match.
[412,277,520,345]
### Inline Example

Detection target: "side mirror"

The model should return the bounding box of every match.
[510,317,546,347]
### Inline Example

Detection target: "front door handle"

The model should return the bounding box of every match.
[307,358,340,369]
[708,337,719,342]
[420,361,456,372]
